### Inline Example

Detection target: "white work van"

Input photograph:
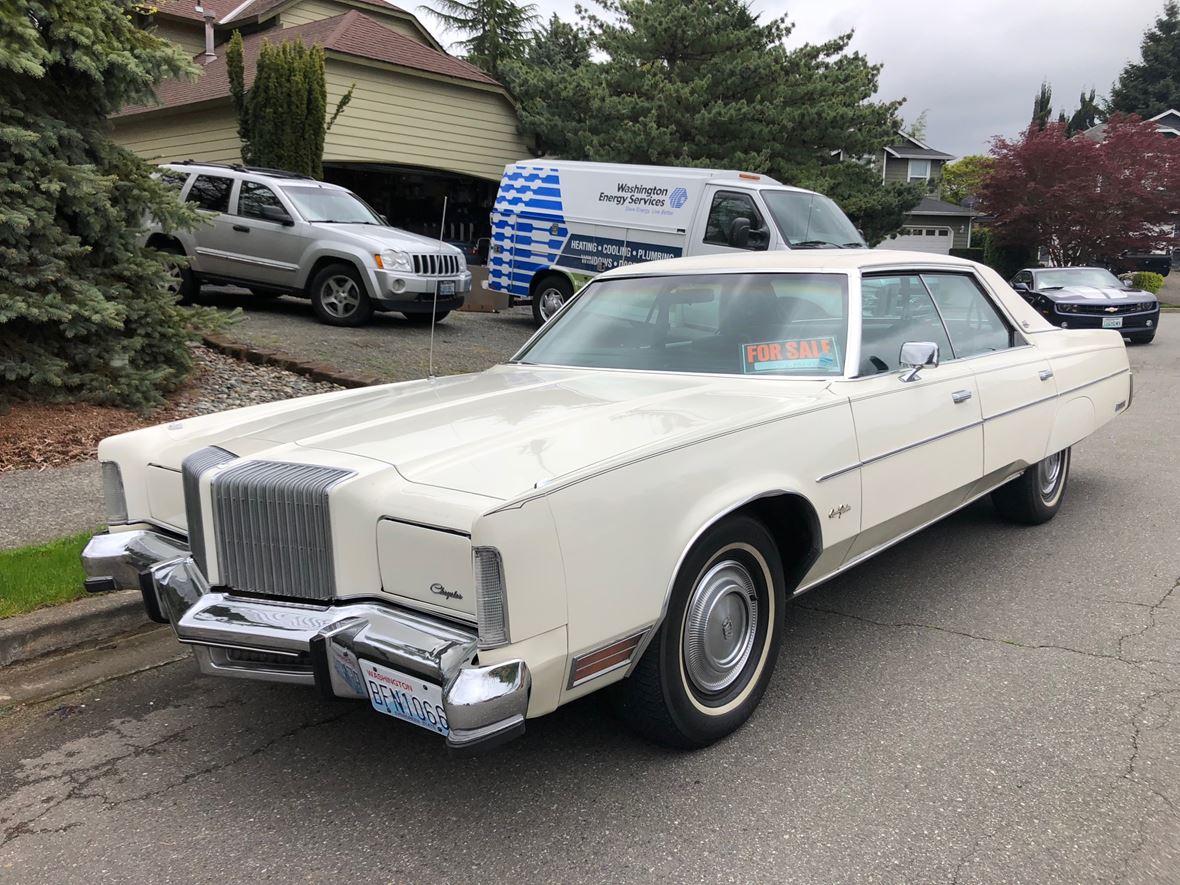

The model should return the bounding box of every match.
[486,159,866,324]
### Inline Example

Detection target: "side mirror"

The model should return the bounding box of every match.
[260,204,294,226]
[898,341,940,382]
[379,214,390,226]
[1122,279,1133,288]
[728,217,752,249]
[1012,281,1030,293]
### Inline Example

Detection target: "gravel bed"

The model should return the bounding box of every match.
[193,269,538,383]
[169,344,343,416]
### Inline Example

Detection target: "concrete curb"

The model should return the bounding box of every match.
[0,590,150,669]
[201,334,383,389]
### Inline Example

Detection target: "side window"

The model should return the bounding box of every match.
[703,192,769,251]
[921,273,1014,358]
[238,181,285,220]
[184,175,233,213]
[858,274,952,375]
[159,169,189,191]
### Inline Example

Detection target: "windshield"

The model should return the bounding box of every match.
[762,190,865,249]
[281,186,382,224]
[1036,268,1122,289]
[515,273,849,377]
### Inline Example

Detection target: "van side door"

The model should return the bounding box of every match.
[689,187,777,256]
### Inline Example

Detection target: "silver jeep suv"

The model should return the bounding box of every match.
[150,162,471,326]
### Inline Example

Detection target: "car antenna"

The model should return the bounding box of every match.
[427,194,448,380]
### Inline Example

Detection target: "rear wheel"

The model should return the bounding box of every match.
[310,264,372,327]
[611,515,785,749]
[991,447,1071,525]
[532,275,573,326]
[158,243,196,304]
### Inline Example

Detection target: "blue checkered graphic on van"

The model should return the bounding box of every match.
[488,165,567,299]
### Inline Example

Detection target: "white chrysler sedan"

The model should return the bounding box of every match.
[83,251,1132,753]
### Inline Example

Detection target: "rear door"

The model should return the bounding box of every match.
[184,173,240,279]
[831,271,984,562]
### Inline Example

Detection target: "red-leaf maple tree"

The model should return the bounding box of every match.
[980,116,1180,266]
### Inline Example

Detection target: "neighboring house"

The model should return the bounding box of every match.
[117,0,532,240]
[875,132,977,253]
[1082,108,1180,141]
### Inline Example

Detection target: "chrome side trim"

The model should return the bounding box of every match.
[194,247,298,272]
[817,463,861,483]
[1055,366,1130,397]
[795,469,1025,596]
[624,488,818,676]
[377,516,471,538]
[988,392,1059,421]
[860,420,983,468]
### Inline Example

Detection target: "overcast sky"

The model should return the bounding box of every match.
[421,0,1165,159]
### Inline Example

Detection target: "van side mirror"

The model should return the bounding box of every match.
[898,341,939,382]
[260,205,294,226]
[728,217,752,249]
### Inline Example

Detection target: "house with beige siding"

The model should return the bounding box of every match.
[117,0,532,240]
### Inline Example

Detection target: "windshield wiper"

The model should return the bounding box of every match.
[841,241,865,248]
[309,219,378,224]
[791,240,840,249]
[1040,285,1064,290]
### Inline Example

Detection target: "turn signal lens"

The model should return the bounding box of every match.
[473,546,509,649]
[101,461,128,523]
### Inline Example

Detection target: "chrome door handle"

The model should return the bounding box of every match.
[1039,369,1054,381]
[232,224,249,233]
[951,389,973,404]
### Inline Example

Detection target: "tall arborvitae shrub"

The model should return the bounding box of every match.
[227,34,351,178]
[0,0,202,409]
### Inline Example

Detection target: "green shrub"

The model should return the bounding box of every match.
[949,247,985,263]
[0,1,201,411]
[1130,271,1165,294]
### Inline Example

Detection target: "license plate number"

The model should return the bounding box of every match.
[361,659,448,735]
[438,280,456,297]
[1102,316,1123,328]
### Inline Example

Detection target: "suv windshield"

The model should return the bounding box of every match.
[762,190,865,249]
[515,272,849,377]
[281,186,382,224]
[1036,268,1122,289]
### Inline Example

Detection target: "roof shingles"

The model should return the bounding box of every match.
[121,10,498,117]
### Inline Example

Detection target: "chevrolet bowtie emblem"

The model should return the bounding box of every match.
[1104,306,1119,313]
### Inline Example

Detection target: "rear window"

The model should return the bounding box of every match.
[159,169,190,190]
[516,273,849,377]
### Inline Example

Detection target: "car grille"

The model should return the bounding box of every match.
[211,460,354,601]
[1056,301,1156,315]
[181,446,238,575]
[412,253,461,276]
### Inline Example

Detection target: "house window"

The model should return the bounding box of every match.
[908,159,931,182]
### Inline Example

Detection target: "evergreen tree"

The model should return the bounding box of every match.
[1031,81,1054,129]
[1065,89,1103,135]
[505,0,920,243]
[0,0,205,409]
[1110,1,1180,117]
[227,34,352,178]
[420,0,539,79]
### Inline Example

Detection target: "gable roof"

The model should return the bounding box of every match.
[155,0,406,24]
[119,10,498,118]
[895,130,930,150]
[885,145,955,161]
[909,195,978,217]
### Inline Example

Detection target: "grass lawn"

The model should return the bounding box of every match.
[0,530,95,618]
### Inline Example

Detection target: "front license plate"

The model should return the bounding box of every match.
[438,280,456,297]
[1102,316,1123,328]
[361,659,449,736]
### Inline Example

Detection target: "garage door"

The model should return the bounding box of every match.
[877,226,954,254]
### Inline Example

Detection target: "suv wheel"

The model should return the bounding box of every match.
[310,264,373,327]
[159,244,196,304]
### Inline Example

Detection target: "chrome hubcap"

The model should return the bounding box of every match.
[1038,451,1063,498]
[320,276,360,317]
[162,264,182,295]
[683,559,759,694]
[538,287,565,320]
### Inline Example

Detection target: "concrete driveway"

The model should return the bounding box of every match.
[1,322,1177,884]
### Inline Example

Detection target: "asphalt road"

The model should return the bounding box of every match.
[2,321,1178,884]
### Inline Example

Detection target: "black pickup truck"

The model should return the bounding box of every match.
[1104,252,1173,277]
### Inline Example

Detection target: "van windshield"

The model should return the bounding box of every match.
[762,190,865,249]
[515,272,849,377]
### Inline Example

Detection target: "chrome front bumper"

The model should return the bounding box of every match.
[81,531,530,754]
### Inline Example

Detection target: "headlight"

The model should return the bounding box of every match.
[101,461,128,523]
[1056,302,1077,313]
[473,546,510,649]
[377,249,412,272]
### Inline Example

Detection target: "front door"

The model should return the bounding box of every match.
[691,188,774,256]
[832,271,984,562]
[225,181,306,289]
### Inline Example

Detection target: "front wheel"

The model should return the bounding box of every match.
[310,264,373,327]
[611,514,785,749]
[531,275,573,326]
[991,447,1071,525]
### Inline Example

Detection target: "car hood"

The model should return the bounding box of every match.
[191,366,835,501]
[315,223,464,255]
[1041,285,1156,304]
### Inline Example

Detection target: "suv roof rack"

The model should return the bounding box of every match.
[172,160,317,181]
